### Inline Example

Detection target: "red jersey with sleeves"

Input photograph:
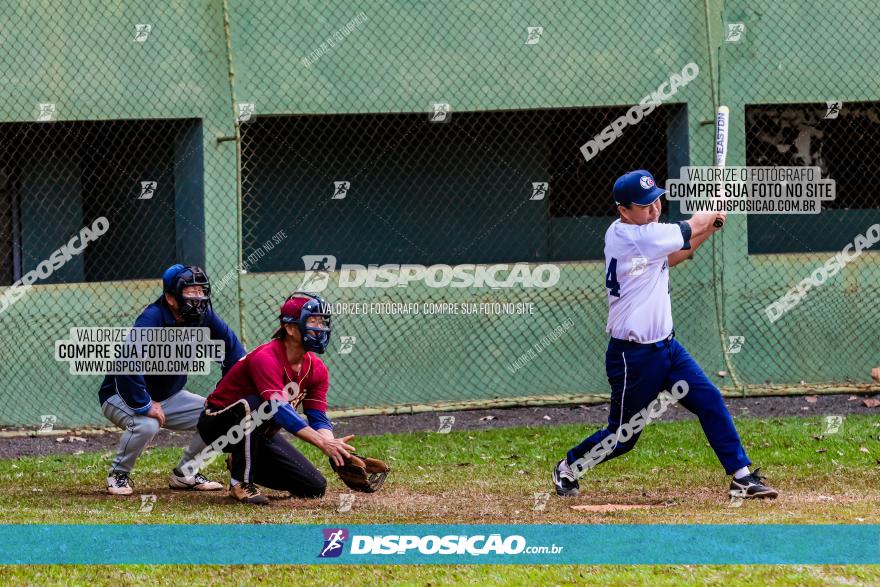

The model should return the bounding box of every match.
[205,338,329,412]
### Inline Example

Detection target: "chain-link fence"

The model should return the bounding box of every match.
[718,0,880,389]
[0,0,878,428]
[0,1,239,428]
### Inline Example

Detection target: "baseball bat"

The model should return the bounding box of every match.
[713,105,730,228]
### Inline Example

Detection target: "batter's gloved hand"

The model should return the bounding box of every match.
[331,453,390,493]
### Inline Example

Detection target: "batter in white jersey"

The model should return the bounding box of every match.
[552,169,778,502]
[604,219,689,343]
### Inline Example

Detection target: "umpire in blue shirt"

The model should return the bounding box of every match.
[98,264,246,495]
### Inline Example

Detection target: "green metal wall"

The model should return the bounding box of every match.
[0,1,241,426]
[718,0,880,386]
[0,0,877,427]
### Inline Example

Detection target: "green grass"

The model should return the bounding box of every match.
[1,414,876,524]
[1,564,879,586]
[0,414,877,583]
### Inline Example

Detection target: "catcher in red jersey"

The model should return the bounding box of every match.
[195,292,355,505]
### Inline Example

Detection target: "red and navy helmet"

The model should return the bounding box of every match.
[162,264,211,325]
[275,291,332,353]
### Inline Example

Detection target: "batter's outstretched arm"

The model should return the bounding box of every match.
[668,211,725,267]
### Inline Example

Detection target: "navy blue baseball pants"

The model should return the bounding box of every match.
[198,395,327,498]
[566,336,750,475]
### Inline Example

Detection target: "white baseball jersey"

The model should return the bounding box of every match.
[604,219,690,343]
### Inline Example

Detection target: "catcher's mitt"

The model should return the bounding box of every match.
[331,453,390,493]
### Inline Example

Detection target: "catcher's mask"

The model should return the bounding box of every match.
[162,264,212,326]
[275,291,332,353]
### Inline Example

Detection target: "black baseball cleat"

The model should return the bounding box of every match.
[169,469,224,491]
[106,471,133,496]
[552,458,580,497]
[729,468,778,499]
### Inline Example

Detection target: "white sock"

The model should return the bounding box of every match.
[230,478,240,487]
[733,466,750,479]
[559,459,574,476]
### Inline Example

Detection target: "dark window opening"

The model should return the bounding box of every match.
[746,102,880,254]
[0,118,205,285]
[241,104,687,268]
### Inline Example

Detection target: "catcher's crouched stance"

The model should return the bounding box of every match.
[195,292,389,505]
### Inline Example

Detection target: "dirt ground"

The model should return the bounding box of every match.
[1,392,876,460]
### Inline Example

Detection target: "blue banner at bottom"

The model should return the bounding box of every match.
[0,524,877,564]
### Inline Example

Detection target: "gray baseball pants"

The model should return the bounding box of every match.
[101,390,208,475]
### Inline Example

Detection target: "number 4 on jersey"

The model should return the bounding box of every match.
[605,257,621,297]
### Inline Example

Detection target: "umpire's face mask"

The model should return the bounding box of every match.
[178,285,210,325]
